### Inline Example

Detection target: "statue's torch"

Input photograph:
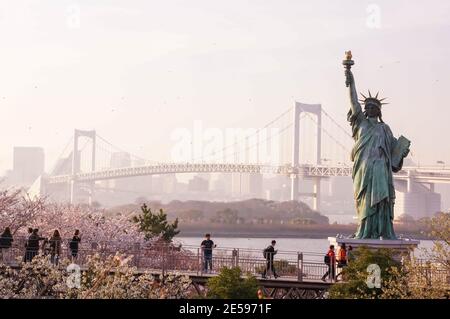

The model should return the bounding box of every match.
[343,51,354,87]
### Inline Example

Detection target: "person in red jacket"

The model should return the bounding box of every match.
[321,245,336,282]
[336,243,348,281]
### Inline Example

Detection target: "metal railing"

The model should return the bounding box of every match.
[2,239,447,286]
[0,239,330,282]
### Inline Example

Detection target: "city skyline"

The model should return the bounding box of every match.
[1,1,450,175]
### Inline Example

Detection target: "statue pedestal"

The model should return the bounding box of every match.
[328,237,420,261]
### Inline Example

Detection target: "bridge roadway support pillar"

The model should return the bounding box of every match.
[70,129,96,205]
[70,180,76,204]
[407,170,412,193]
[313,177,321,211]
[291,175,299,202]
[291,102,301,202]
[291,102,322,203]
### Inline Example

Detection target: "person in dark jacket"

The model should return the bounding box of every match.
[0,227,13,262]
[200,233,216,273]
[24,229,44,262]
[262,240,279,279]
[23,228,33,262]
[0,227,13,248]
[69,229,81,261]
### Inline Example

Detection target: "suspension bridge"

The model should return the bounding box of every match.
[29,102,450,210]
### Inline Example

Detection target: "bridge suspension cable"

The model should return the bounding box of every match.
[50,135,73,175]
[296,104,352,166]
[320,108,353,139]
[303,111,351,155]
[190,106,293,163]
[95,134,160,164]
[221,122,294,164]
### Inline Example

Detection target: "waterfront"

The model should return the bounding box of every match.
[176,237,435,258]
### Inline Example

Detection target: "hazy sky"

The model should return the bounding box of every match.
[1,0,450,174]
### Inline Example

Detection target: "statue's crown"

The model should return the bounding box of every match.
[359,90,388,108]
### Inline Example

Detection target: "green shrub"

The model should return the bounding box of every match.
[328,247,401,299]
[206,267,259,299]
[132,204,179,242]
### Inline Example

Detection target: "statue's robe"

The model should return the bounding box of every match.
[347,108,403,239]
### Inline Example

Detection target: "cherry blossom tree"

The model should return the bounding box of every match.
[0,253,193,299]
[0,189,46,235]
[0,188,143,243]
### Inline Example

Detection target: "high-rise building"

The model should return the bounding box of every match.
[231,173,263,198]
[263,175,290,201]
[12,147,45,185]
[130,159,152,194]
[163,174,178,194]
[212,173,232,194]
[394,181,441,220]
[109,152,132,190]
[328,177,353,201]
[188,176,209,192]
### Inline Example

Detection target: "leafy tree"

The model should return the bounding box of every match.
[132,203,180,242]
[395,213,415,224]
[134,196,149,206]
[210,209,240,224]
[290,217,318,225]
[381,212,449,299]
[178,210,204,223]
[328,247,401,299]
[380,257,449,299]
[207,267,259,299]
[426,212,450,265]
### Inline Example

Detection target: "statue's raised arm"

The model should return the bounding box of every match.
[346,70,362,115]
[343,51,362,116]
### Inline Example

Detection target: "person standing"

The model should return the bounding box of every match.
[0,227,13,263]
[231,248,238,267]
[347,245,354,262]
[322,245,336,282]
[262,240,279,279]
[337,244,347,267]
[336,243,348,281]
[49,230,62,265]
[69,229,81,261]
[200,233,216,273]
[25,229,43,262]
[23,227,33,262]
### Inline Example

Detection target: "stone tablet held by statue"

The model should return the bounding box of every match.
[392,135,411,169]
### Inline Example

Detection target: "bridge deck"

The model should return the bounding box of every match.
[45,163,450,184]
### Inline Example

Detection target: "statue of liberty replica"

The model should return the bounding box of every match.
[343,51,411,240]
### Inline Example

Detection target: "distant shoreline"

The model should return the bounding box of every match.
[178,223,431,240]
